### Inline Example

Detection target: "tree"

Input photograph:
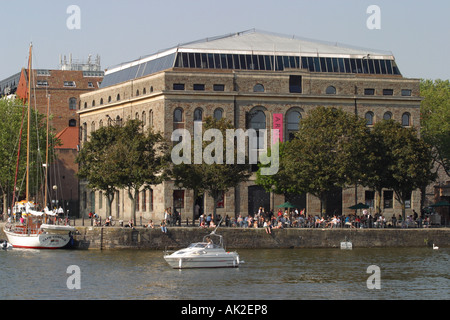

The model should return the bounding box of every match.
[77,119,169,223]
[371,120,436,219]
[170,117,250,220]
[420,79,450,177]
[111,120,169,224]
[0,98,58,208]
[76,124,122,218]
[280,107,369,215]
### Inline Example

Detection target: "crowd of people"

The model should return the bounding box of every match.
[196,207,433,232]
[86,205,436,233]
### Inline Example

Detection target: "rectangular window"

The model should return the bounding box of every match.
[173,190,185,209]
[216,191,225,209]
[142,190,146,212]
[173,83,185,90]
[383,89,394,96]
[405,192,411,209]
[193,84,205,91]
[64,81,76,87]
[88,82,94,88]
[383,190,394,209]
[289,75,302,93]
[213,84,225,91]
[365,191,375,209]
[338,58,345,73]
[320,58,327,72]
[37,80,49,87]
[364,88,375,95]
[344,59,351,73]
[188,53,195,68]
[401,89,412,96]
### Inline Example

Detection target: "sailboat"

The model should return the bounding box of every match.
[3,44,76,249]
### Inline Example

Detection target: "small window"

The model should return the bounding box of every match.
[213,84,225,91]
[92,100,95,107]
[401,89,412,96]
[69,119,77,127]
[108,96,112,103]
[364,88,375,95]
[136,89,140,96]
[174,108,184,123]
[402,113,411,127]
[193,84,205,91]
[383,89,394,96]
[100,98,104,105]
[365,112,374,125]
[116,94,120,101]
[88,82,94,88]
[253,84,265,92]
[289,76,302,93]
[173,83,185,91]
[64,81,76,87]
[326,86,336,94]
[37,81,49,87]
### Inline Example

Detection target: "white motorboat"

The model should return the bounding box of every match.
[164,231,241,269]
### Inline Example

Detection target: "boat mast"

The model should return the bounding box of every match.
[26,43,32,202]
[44,94,50,210]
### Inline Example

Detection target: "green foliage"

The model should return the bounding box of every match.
[170,117,250,218]
[0,98,58,203]
[420,79,450,176]
[77,120,169,220]
[277,107,369,214]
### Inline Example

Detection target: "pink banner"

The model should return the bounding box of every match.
[272,113,283,144]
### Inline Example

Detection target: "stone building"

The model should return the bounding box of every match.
[78,30,422,223]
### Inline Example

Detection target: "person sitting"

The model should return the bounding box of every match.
[160,220,168,233]
[104,217,111,226]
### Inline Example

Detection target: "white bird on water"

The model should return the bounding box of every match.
[433,243,439,250]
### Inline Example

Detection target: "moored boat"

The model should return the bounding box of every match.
[164,230,241,269]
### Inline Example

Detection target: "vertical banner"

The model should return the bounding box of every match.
[272,113,283,144]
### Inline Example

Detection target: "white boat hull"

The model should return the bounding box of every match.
[3,229,72,249]
[164,249,240,269]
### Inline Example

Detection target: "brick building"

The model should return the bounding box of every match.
[0,58,104,214]
[78,30,423,222]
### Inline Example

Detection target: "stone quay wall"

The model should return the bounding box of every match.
[71,227,449,250]
[1,223,447,250]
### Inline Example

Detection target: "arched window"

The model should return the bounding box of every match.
[326,86,336,94]
[287,110,302,141]
[69,97,77,110]
[92,100,95,107]
[173,108,184,143]
[69,119,77,127]
[117,94,120,101]
[136,89,140,96]
[253,84,265,92]
[194,108,203,122]
[142,111,146,126]
[84,102,87,109]
[143,88,147,95]
[135,112,139,120]
[99,120,103,128]
[91,121,95,134]
[383,112,392,120]
[249,109,266,150]
[365,111,374,125]
[100,98,104,105]
[402,113,411,127]
[213,108,223,120]
[149,110,153,128]
[108,96,112,103]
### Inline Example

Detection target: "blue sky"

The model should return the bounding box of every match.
[0,0,448,80]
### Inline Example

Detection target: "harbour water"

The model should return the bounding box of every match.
[0,247,448,300]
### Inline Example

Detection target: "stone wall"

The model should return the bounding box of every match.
[68,226,449,250]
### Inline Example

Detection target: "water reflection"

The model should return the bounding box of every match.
[0,247,448,300]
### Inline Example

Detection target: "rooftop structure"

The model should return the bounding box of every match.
[101,29,401,88]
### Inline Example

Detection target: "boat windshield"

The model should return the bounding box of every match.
[188,243,208,249]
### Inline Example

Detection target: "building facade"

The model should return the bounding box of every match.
[78,30,422,222]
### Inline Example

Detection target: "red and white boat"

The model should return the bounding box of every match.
[3,201,76,250]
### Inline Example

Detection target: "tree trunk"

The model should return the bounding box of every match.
[127,188,137,225]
